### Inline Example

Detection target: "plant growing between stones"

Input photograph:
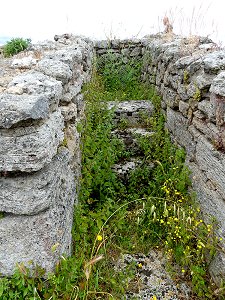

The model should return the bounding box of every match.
[3,38,31,57]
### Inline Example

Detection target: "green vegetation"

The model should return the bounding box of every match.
[3,38,31,57]
[0,51,222,299]
[193,85,201,101]
[183,70,189,84]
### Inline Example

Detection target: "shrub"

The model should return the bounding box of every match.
[3,38,31,57]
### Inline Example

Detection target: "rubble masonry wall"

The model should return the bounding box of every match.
[0,35,93,275]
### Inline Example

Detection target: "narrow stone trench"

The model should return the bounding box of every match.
[107,100,192,300]
[1,34,223,298]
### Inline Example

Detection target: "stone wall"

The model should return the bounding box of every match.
[0,34,93,275]
[94,35,225,285]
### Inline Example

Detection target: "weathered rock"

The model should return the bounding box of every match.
[0,162,75,275]
[36,58,72,84]
[117,251,191,300]
[6,86,24,95]
[188,161,225,285]
[0,94,50,129]
[192,117,219,142]
[0,148,74,215]
[61,80,83,103]
[198,99,215,119]
[202,51,225,74]
[0,111,64,172]
[11,56,37,69]
[193,72,214,90]
[7,71,63,108]
[45,48,83,69]
[94,40,110,49]
[61,103,77,122]
[209,93,225,127]
[163,87,179,108]
[189,161,225,225]
[166,108,195,159]
[130,47,141,57]
[210,71,225,96]
[209,252,225,287]
[179,101,189,116]
[195,136,225,199]
[108,100,154,126]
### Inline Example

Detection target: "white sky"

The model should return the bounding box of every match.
[0,0,224,45]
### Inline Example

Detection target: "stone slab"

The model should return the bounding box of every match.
[36,59,72,84]
[195,136,225,199]
[0,94,50,129]
[0,148,75,215]
[7,71,63,108]
[166,108,195,158]
[0,110,64,172]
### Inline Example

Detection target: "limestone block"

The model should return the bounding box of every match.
[198,100,216,120]
[94,40,110,49]
[170,75,182,91]
[189,162,225,225]
[0,111,64,172]
[186,50,225,75]
[75,94,85,116]
[108,100,154,126]
[6,86,24,95]
[188,125,202,142]
[193,72,214,90]
[0,94,50,129]
[0,153,76,275]
[61,79,83,103]
[130,47,141,57]
[7,71,63,108]
[166,108,195,158]
[177,84,189,100]
[61,103,77,122]
[210,93,225,127]
[36,59,72,84]
[64,125,82,179]
[162,45,182,64]
[192,117,219,142]
[175,54,201,70]
[195,135,225,199]
[162,87,179,108]
[121,48,130,57]
[179,101,189,116]
[11,56,37,69]
[186,82,199,98]
[45,48,83,69]
[209,252,225,287]
[111,39,120,48]
[188,161,225,285]
[0,148,74,215]
[187,58,204,74]
[210,72,225,96]
[201,51,225,74]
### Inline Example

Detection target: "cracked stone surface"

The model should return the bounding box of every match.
[115,250,191,300]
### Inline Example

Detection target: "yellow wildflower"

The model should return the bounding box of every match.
[97,235,103,241]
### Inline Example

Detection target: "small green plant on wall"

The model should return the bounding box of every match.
[193,85,201,101]
[3,38,31,57]
[183,70,189,84]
